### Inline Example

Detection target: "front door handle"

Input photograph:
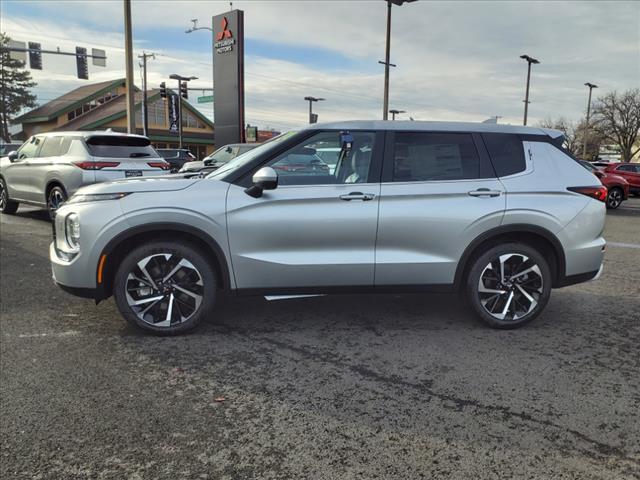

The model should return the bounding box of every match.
[339,192,375,201]
[468,188,502,198]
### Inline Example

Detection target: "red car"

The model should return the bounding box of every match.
[603,163,640,197]
[579,161,629,209]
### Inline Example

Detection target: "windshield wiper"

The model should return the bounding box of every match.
[130,152,151,158]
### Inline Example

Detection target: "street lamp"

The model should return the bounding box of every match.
[304,96,325,124]
[520,54,540,126]
[582,82,598,160]
[380,0,416,120]
[389,109,405,120]
[169,74,198,148]
[186,19,214,121]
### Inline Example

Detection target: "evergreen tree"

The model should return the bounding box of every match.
[1,33,37,142]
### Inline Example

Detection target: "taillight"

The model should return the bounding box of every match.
[568,186,608,202]
[147,162,170,170]
[72,161,121,170]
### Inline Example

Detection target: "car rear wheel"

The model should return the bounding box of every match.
[113,241,216,335]
[466,243,552,329]
[605,187,623,209]
[0,177,19,214]
[47,185,67,219]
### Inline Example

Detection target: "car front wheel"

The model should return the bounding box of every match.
[113,241,216,335]
[0,177,19,214]
[466,243,552,329]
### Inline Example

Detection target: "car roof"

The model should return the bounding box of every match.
[306,120,563,138]
[32,130,149,140]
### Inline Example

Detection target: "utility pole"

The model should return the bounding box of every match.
[379,0,416,120]
[304,96,325,124]
[138,52,156,136]
[582,82,598,160]
[123,0,135,133]
[520,54,540,126]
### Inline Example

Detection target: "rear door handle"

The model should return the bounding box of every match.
[339,192,375,201]
[468,188,502,198]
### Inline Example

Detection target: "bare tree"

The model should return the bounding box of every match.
[538,117,583,155]
[591,89,640,163]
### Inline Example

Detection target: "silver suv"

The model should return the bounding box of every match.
[48,121,606,334]
[0,131,170,218]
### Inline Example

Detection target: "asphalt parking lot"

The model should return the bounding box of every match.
[1,199,639,480]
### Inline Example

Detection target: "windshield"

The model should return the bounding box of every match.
[579,160,597,172]
[205,146,237,164]
[207,131,298,178]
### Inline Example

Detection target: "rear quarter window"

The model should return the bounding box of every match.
[481,133,526,177]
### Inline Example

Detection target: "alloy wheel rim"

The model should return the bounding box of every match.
[125,253,204,327]
[0,181,6,209]
[48,189,65,213]
[477,253,543,321]
[608,190,622,208]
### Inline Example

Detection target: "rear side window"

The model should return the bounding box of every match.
[482,133,526,177]
[392,132,480,181]
[86,135,159,159]
[39,136,63,157]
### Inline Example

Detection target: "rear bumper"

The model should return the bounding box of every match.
[556,266,602,287]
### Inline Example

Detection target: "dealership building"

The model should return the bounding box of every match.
[12,78,279,159]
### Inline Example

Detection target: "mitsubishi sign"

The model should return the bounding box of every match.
[213,10,245,146]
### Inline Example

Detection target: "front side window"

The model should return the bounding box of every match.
[268,131,376,186]
[392,132,480,182]
[17,136,42,160]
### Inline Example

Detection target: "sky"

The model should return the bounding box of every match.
[1,0,639,131]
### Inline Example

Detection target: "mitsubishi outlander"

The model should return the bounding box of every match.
[48,121,606,334]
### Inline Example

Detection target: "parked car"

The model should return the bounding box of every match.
[0,131,170,218]
[0,142,23,156]
[156,148,196,172]
[50,121,606,335]
[179,143,259,173]
[579,160,629,209]
[602,163,640,196]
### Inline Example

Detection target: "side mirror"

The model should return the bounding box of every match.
[8,151,18,162]
[245,166,278,198]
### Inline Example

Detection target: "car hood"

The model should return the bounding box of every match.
[75,175,202,195]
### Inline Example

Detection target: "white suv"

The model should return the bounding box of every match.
[0,131,170,218]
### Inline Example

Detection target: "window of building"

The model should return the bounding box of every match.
[181,110,206,129]
[392,132,480,182]
[67,89,119,121]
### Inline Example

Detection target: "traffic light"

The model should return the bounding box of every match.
[310,113,318,124]
[180,82,188,99]
[75,47,88,80]
[28,42,42,70]
[159,82,167,99]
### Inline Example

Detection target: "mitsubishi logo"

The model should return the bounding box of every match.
[216,17,233,41]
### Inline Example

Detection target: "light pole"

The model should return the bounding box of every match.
[138,52,156,137]
[582,82,598,160]
[380,0,416,120]
[389,109,405,120]
[185,19,214,119]
[304,96,325,124]
[123,0,136,133]
[520,54,540,126]
[170,74,198,148]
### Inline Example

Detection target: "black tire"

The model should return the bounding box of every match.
[113,241,216,335]
[606,187,624,209]
[47,185,67,219]
[0,177,19,214]
[466,243,552,329]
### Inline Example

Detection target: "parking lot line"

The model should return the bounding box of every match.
[607,241,640,249]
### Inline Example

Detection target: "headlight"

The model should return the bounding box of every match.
[65,213,80,251]
[67,192,129,205]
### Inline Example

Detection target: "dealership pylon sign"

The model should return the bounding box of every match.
[213,9,245,146]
